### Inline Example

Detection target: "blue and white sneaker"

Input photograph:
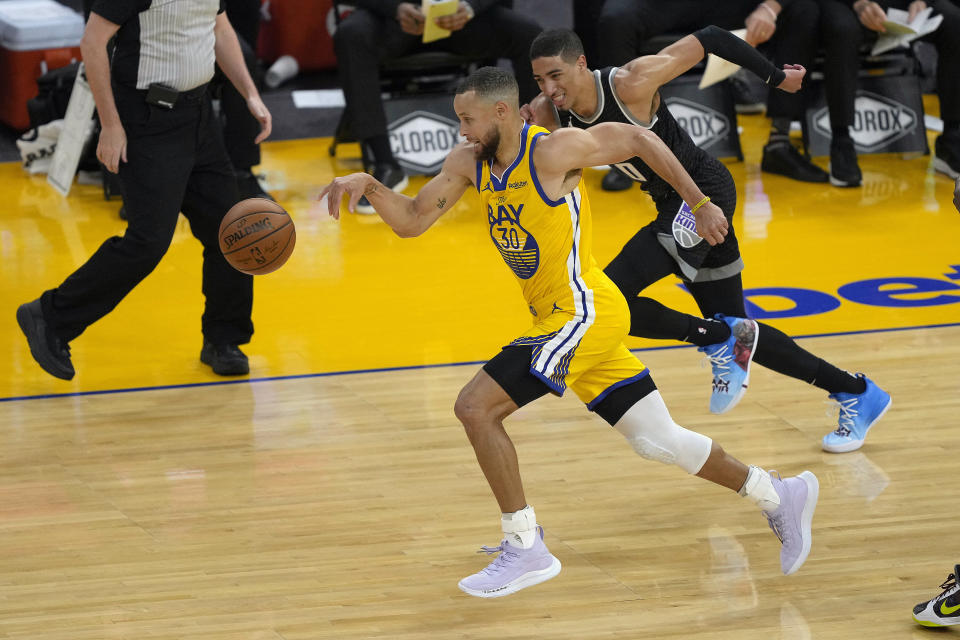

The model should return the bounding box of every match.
[699,315,759,414]
[822,375,891,453]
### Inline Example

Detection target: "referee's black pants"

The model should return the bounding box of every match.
[41,85,253,346]
[596,0,820,121]
[819,0,960,134]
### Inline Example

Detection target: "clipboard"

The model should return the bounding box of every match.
[422,0,459,43]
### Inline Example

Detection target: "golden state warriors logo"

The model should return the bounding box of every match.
[488,202,540,279]
[672,201,704,249]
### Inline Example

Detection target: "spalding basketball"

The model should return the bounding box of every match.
[219,198,296,275]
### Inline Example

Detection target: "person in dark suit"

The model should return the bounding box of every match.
[333,1,542,213]
[818,0,960,185]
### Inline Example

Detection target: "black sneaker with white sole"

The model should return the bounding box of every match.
[934,135,960,179]
[356,164,409,215]
[829,137,862,187]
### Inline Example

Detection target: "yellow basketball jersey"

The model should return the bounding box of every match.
[476,123,646,400]
[476,123,597,315]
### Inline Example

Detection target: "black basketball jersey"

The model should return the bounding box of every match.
[566,66,742,280]
[567,67,725,206]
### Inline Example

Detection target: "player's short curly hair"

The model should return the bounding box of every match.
[455,66,518,103]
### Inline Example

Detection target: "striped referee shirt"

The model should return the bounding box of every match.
[91,0,226,91]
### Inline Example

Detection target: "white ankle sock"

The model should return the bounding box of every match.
[739,466,780,512]
[502,505,538,549]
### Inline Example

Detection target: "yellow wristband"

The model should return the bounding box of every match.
[690,196,711,213]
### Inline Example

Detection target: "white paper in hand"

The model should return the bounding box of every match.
[872,7,942,55]
[699,29,748,89]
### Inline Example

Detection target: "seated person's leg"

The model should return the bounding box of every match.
[818,0,866,187]
[927,0,960,178]
[758,0,831,183]
[333,8,416,205]
[596,0,680,67]
[443,6,543,104]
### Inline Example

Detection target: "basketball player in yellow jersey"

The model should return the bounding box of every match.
[321,67,819,598]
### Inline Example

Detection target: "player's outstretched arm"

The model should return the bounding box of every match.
[538,124,728,245]
[321,144,474,237]
[618,27,803,98]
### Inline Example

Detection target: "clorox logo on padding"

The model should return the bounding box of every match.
[672,201,704,249]
[388,110,462,174]
[813,91,918,152]
[664,98,730,150]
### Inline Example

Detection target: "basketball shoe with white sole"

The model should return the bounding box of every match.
[763,471,819,575]
[913,564,960,627]
[700,315,758,414]
[822,375,891,453]
[458,526,561,598]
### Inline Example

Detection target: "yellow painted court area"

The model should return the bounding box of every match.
[0,102,959,640]
[1,109,957,399]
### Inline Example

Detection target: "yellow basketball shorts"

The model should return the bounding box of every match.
[507,277,649,409]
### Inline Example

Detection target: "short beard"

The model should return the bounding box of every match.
[473,126,501,163]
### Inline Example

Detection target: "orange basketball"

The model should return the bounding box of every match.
[219,198,296,275]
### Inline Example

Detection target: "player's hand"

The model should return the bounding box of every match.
[744,3,777,45]
[520,94,556,129]
[396,2,425,35]
[97,122,127,174]
[320,173,375,220]
[908,0,928,23]
[434,2,473,31]
[854,0,887,32]
[776,64,805,93]
[519,102,534,123]
[953,176,960,213]
[693,200,728,246]
[246,95,272,143]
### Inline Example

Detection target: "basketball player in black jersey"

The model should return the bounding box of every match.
[524,28,891,453]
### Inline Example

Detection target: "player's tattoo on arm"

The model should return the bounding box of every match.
[364,184,378,196]
[437,197,447,209]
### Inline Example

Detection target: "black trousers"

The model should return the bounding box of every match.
[596,0,820,119]
[819,0,960,132]
[604,224,748,322]
[333,6,542,142]
[41,85,253,345]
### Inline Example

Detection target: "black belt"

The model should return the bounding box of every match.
[116,82,209,108]
[177,84,209,103]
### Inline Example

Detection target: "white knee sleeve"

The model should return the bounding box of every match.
[612,390,713,474]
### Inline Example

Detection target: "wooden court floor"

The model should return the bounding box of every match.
[1,106,959,638]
